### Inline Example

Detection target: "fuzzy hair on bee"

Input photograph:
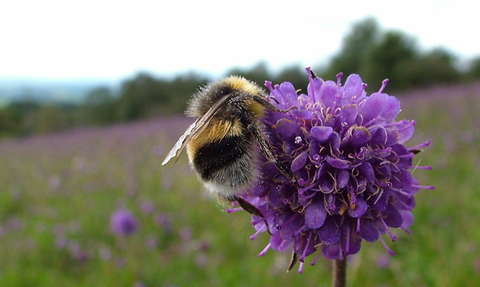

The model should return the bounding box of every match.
[162,76,294,207]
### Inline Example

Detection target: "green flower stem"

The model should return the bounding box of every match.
[332,258,347,287]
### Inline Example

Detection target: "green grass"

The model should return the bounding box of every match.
[1,83,480,286]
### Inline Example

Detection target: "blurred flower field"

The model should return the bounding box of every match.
[1,82,479,286]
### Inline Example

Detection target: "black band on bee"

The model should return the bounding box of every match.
[193,135,252,181]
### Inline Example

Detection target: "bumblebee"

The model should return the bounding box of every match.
[162,76,294,214]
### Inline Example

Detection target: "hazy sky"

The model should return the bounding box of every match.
[1,0,478,80]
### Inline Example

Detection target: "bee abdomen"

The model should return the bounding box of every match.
[193,135,248,179]
[191,135,258,197]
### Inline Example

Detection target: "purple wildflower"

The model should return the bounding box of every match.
[110,208,139,236]
[155,213,173,234]
[377,254,391,269]
[238,68,434,272]
[140,200,155,214]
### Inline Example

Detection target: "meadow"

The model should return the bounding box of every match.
[0,82,479,286]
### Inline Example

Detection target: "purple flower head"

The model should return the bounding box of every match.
[110,208,139,236]
[237,69,434,273]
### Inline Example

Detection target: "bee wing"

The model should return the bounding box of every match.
[161,118,199,165]
[161,94,232,165]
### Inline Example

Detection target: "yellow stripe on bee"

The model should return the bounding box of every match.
[206,119,244,139]
[186,119,244,159]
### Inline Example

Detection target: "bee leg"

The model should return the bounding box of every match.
[287,252,299,272]
[235,196,263,217]
[247,123,296,181]
[235,196,272,235]
[252,95,297,114]
[273,160,296,181]
[411,149,422,154]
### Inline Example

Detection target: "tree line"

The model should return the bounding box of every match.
[1,17,480,137]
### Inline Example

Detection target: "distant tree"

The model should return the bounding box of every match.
[165,72,209,114]
[34,105,68,134]
[423,48,461,84]
[113,71,209,120]
[323,17,380,79]
[396,47,460,89]
[80,87,116,125]
[319,17,467,91]
[115,73,168,121]
[363,30,418,91]
[0,108,19,137]
[466,56,480,80]
[3,100,39,135]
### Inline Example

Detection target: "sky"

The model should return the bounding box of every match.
[1,0,479,81]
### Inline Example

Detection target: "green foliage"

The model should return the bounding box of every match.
[115,73,168,121]
[166,72,210,115]
[362,30,417,90]
[323,17,380,79]
[320,17,464,92]
[34,105,70,134]
[0,100,39,136]
[115,72,209,121]
[0,101,75,136]
[396,48,461,89]
[466,56,480,80]
[0,108,19,137]
[79,87,116,126]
